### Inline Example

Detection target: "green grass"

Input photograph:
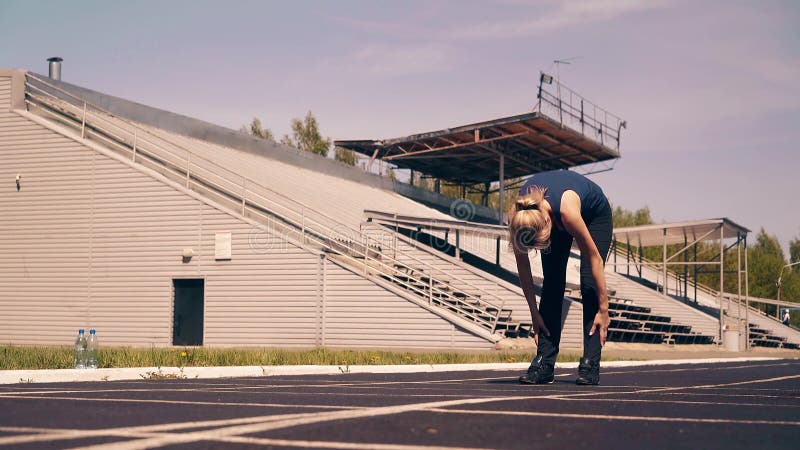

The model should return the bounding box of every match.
[0,346,596,370]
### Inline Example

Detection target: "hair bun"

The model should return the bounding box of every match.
[516,199,538,211]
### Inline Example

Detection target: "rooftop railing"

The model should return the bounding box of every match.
[537,72,626,151]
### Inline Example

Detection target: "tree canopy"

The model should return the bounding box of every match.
[281,111,331,157]
[334,146,357,166]
[240,117,274,141]
[611,205,653,228]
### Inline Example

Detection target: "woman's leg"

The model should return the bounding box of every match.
[579,203,613,363]
[537,228,574,366]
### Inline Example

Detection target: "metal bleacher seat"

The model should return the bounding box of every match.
[607,329,664,344]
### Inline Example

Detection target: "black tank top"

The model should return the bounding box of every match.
[519,170,607,227]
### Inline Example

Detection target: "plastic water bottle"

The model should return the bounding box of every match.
[74,329,87,369]
[86,329,99,369]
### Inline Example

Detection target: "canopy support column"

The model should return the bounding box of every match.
[737,232,743,343]
[683,235,688,298]
[719,224,725,342]
[693,242,698,303]
[744,235,750,350]
[662,228,668,296]
[498,153,505,225]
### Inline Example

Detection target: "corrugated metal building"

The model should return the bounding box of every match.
[1,68,549,349]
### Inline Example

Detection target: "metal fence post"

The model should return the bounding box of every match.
[429,276,433,305]
[580,99,585,135]
[241,176,246,215]
[81,102,87,139]
[301,207,306,245]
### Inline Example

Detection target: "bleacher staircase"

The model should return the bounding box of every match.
[376,215,716,346]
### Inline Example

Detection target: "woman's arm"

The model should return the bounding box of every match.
[559,191,610,345]
[513,247,551,343]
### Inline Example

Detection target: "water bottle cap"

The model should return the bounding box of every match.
[79,329,85,334]
[89,329,96,334]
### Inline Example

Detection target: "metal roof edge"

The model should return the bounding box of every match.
[381,111,541,145]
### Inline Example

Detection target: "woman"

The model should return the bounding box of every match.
[509,169,613,385]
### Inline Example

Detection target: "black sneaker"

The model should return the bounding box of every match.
[518,355,554,384]
[575,357,600,385]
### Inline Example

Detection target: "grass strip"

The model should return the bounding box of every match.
[0,346,605,370]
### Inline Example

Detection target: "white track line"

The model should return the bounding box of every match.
[0,412,322,446]
[596,361,798,376]
[630,373,800,395]
[656,392,800,399]
[427,408,800,426]
[0,394,363,410]
[550,397,800,408]
[528,373,800,401]
[67,396,539,450]
[215,435,487,450]
[1,428,485,450]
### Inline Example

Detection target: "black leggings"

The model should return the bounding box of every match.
[536,201,613,366]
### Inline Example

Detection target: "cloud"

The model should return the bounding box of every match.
[324,43,457,76]
[444,0,669,40]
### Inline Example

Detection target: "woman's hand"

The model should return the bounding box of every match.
[530,311,551,345]
[589,310,610,346]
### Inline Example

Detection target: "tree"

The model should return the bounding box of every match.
[790,235,800,266]
[334,146,357,166]
[612,205,653,228]
[281,111,331,157]
[740,228,789,316]
[240,117,274,141]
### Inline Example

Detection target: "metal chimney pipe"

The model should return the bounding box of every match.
[47,57,63,81]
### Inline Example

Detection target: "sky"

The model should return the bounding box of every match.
[1,0,798,252]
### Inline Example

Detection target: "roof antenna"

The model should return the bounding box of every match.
[553,57,582,105]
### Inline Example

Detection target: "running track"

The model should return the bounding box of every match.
[0,359,798,449]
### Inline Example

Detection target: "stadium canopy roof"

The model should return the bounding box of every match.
[335,111,620,184]
[612,218,750,247]
[337,73,626,224]
[335,73,626,185]
[611,218,752,341]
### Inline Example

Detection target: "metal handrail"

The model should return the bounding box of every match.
[537,74,625,151]
[361,222,512,332]
[364,210,507,238]
[611,246,726,300]
[24,73,512,333]
[609,247,771,324]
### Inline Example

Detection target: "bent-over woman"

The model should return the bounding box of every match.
[508,170,613,385]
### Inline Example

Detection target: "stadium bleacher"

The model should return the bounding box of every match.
[18,71,796,350]
[613,250,800,349]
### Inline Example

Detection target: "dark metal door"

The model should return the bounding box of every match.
[173,279,204,346]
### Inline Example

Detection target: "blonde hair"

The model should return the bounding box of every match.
[508,186,551,253]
